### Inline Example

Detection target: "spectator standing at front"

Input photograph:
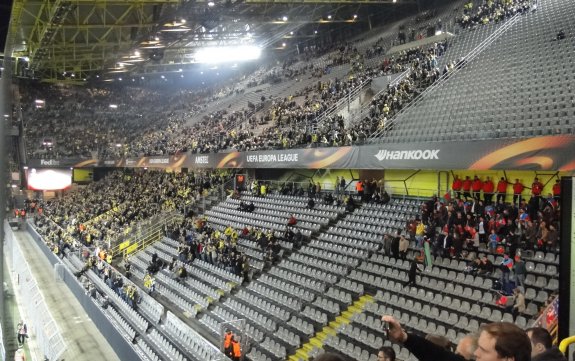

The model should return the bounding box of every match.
[483,176,495,204]
[452,175,463,199]
[497,177,508,203]
[531,177,544,200]
[356,180,364,200]
[339,177,346,195]
[462,176,472,200]
[552,179,561,204]
[513,179,524,204]
[471,176,483,200]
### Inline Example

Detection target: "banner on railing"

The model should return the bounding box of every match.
[27,135,575,171]
[533,296,559,344]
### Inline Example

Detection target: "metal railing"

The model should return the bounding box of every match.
[368,11,523,141]
[308,78,372,133]
[110,210,183,259]
[347,68,411,127]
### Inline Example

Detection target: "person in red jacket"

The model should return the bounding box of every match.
[462,176,472,200]
[513,179,524,204]
[496,177,508,203]
[452,175,463,199]
[483,176,495,204]
[552,179,561,203]
[531,177,544,198]
[471,176,483,200]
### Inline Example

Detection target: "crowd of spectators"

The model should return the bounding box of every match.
[377,175,560,323]
[458,0,532,29]
[19,0,533,160]
[35,169,230,251]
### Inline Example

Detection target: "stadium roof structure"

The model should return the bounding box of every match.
[4,0,416,83]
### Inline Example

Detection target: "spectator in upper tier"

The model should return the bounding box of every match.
[526,327,567,361]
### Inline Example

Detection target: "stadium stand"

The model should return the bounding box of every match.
[7,0,570,360]
[371,0,575,142]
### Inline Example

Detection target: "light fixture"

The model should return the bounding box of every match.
[282,16,288,21]
[134,50,140,57]
[208,1,215,6]
[109,104,118,109]
[282,42,286,47]
[327,15,332,19]
[353,14,358,19]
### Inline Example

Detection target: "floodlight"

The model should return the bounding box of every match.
[195,45,261,64]
[282,16,288,21]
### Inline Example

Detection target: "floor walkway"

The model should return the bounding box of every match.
[9,230,121,361]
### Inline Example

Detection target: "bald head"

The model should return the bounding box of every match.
[456,334,478,360]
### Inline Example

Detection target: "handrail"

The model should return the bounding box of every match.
[308,78,372,133]
[367,12,523,141]
[348,68,411,127]
[110,210,183,259]
[559,336,575,354]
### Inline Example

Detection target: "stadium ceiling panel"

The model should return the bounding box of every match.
[6,0,415,82]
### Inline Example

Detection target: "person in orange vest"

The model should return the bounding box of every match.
[451,175,463,199]
[531,177,543,198]
[471,176,483,200]
[496,177,508,203]
[461,176,472,200]
[355,180,364,201]
[231,336,241,361]
[482,176,494,204]
[552,179,561,204]
[512,179,524,205]
[223,330,233,356]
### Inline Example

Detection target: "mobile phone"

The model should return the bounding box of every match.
[382,321,389,337]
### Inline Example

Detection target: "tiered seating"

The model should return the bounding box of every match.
[63,249,231,361]
[162,311,224,361]
[129,239,239,318]
[381,0,575,142]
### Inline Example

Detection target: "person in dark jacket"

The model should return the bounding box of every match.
[527,327,567,361]
[381,315,466,361]
[382,315,531,361]
[404,257,423,287]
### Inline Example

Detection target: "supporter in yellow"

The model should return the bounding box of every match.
[260,184,267,196]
